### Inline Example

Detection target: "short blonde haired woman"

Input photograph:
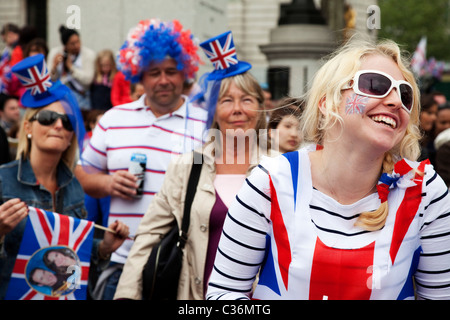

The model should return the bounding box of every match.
[16,105,79,169]
[0,54,128,299]
[206,38,450,300]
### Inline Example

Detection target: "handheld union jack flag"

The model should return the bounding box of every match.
[13,58,52,96]
[5,207,94,300]
[200,31,238,71]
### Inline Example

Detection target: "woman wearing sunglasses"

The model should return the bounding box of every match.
[0,54,129,300]
[206,39,450,300]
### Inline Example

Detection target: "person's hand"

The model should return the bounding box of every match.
[53,53,64,67]
[51,53,64,75]
[98,220,130,259]
[107,170,139,200]
[0,199,29,237]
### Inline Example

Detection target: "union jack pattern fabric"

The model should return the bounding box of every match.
[199,31,237,71]
[255,153,426,299]
[5,207,94,300]
[13,58,52,96]
[207,147,450,300]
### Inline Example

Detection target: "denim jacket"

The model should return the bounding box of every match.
[0,158,103,299]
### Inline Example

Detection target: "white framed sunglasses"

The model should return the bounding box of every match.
[342,69,414,113]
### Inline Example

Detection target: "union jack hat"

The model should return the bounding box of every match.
[11,54,86,150]
[11,53,68,108]
[199,31,251,80]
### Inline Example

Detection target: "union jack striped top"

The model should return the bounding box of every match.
[206,148,450,300]
[80,95,207,264]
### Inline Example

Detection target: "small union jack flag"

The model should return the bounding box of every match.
[5,207,94,300]
[13,59,52,96]
[200,31,238,70]
[345,93,369,115]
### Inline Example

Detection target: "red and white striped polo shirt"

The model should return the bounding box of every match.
[81,94,207,263]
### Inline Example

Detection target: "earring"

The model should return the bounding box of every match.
[27,134,32,139]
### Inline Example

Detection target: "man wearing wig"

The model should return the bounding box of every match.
[75,19,207,299]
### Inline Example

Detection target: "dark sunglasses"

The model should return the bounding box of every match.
[342,70,414,113]
[30,110,74,132]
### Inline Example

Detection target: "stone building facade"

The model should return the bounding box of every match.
[0,0,377,94]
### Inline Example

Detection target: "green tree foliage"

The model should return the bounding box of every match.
[378,0,450,60]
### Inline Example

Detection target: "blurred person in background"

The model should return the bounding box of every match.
[267,97,304,155]
[90,50,117,110]
[48,25,95,111]
[418,94,438,164]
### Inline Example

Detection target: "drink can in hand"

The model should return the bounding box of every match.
[128,153,146,198]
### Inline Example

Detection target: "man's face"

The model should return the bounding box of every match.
[31,269,57,287]
[141,58,185,113]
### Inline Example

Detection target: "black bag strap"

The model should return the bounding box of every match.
[178,151,203,248]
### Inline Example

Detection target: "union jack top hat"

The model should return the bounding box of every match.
[11,54,86,150]
[11,53,69,108]
[199,30,251,80]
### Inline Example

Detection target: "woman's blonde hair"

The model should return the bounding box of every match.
[301,37,421,231]
[16,106,78,170]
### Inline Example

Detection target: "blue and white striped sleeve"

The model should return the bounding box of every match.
[416,165,450,300]
[206,164,272,300]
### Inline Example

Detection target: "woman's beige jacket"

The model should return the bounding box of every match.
[113,145,260,300]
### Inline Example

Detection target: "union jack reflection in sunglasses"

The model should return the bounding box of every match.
[30,109,74,132]
[342,69,414,113]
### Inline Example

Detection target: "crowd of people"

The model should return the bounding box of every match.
[418,91,450,185]
[0,17,449,301]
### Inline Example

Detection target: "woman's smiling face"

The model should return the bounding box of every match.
[332,54,411,154]
[215,81,260,134]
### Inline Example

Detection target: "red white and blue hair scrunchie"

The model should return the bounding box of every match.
[376,159,429,203]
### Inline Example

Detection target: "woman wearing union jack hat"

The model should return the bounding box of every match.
[0,54,129,300]
[206,38,450,300]
[114,30,271,300]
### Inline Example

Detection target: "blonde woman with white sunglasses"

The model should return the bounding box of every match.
[206,38,450,300]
